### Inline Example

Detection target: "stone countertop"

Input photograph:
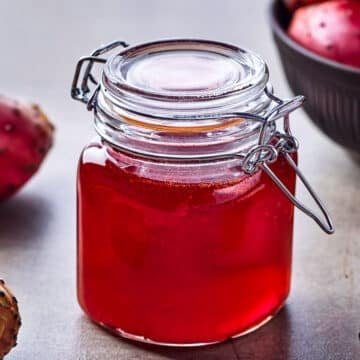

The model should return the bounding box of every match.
[0,1,358,359]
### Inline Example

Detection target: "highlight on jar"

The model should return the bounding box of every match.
[71,39,334,346]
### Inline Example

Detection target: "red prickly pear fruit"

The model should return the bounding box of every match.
[288,0,360,68]
[283,0,325,12]
[0,96,54,200]
[0,279,21,358]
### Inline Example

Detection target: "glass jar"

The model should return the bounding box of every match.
[72,39,333,346]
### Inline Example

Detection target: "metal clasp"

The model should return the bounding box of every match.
[71,40,128,111]
[261,154,334,234]
[243,89,334,234]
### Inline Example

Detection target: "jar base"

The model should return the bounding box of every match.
[97,304,284,347]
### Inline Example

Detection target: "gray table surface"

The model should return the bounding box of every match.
[0,1,359,359]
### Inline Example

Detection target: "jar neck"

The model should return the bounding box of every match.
[94,85,277,161]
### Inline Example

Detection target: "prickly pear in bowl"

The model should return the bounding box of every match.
[0,96,54,200]
[289,0,360,68]
[269,0,360,153]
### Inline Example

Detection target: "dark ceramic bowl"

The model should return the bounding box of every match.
[269,0,360,153]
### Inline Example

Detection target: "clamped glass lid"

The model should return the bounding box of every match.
[72,39,274,117]
[102,39,268,114]
[71,39,334,235]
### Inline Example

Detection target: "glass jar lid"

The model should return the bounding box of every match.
[101,39,270,118]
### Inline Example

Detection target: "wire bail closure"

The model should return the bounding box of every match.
[71,41,129,111]
[71,40,334,235]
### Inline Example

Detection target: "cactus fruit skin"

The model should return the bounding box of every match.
[288,0,360,68]
[0,96,54,200]
[0,280,21,358]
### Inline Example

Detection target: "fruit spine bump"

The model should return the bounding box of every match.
[0,95,54,200]
[0,280,21,359]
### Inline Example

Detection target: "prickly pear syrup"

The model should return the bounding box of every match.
[77,139,296,344]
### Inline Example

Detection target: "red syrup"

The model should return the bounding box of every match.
[77,138,296,345]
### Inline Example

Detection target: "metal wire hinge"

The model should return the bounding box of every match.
[71,40,129,111]
[241,92,334,234]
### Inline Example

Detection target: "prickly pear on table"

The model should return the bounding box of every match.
[0,95,54,200]
[0,280,21,359]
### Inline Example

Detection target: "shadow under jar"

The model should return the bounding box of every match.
[72,39,334,346]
